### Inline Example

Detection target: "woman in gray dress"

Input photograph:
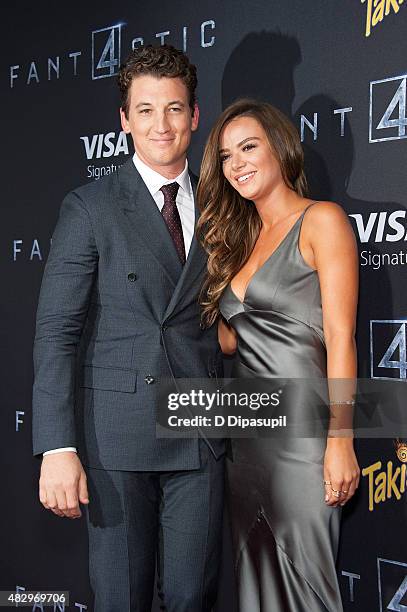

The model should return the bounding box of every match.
[197,99,360,611]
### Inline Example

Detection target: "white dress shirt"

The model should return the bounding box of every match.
[43,152,196,456]
[132,151,195,257]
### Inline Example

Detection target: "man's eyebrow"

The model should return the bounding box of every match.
[219,136,260,153]
[135,100,186,108]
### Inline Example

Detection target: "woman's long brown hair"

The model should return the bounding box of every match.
[196,99,308,327]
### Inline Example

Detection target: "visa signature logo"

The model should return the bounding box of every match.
[80,131,129,159]
[349,210,407,243]
[361,0,405,37]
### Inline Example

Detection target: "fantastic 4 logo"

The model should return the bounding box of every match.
[370,321,406,379]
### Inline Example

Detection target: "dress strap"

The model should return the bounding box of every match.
[297,200,319,247]
[301,200,319,217]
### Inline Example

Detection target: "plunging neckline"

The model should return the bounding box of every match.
[229,212,305,305]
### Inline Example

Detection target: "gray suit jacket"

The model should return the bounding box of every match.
[32,158,224,470]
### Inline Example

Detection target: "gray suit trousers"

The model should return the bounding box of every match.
[85,441,225,611]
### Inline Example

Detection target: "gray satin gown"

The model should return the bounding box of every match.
[219,204,343,612]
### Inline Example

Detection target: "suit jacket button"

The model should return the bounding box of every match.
[127,272,137,282]
[144,375,155,385]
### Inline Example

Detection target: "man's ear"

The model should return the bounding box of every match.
[120,108,131,133]
[191,103,200,132]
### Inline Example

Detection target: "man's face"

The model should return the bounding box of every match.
[120,75,199,177]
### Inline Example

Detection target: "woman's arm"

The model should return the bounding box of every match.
[305,201,360,507]
[218,317,238,354]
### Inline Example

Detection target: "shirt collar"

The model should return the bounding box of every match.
[132,151,192,199]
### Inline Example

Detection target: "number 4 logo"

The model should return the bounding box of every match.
[370,75,407,142]
[377,558,407,612]
[370,320,407,379]
[378,323,407,378]
[376,78,407,138]
[387,575,407,611]
[92,25,122,80]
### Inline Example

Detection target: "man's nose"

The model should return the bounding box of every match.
[154,112,171,133]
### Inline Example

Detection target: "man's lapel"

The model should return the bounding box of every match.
[116,159,206,319]
[163,171,207,321]
[116,158,183,288]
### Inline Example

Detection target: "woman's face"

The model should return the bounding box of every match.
[219,116,284,202]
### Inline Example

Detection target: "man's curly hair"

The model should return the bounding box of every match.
[118,45,198,118]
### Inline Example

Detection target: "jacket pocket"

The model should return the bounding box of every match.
[79,365,137,393]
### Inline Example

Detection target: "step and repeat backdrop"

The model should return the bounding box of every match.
[1,1,406,610]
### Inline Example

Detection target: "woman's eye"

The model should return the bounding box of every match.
[243,143,256,151]
[220,154,230,163]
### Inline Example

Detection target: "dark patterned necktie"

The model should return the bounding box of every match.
[160,182,186,265]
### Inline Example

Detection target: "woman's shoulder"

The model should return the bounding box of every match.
[302,199,351,228]
[301,200,355,244]
[305,199,346,217]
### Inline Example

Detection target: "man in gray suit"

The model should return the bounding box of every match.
[32,45,225,611]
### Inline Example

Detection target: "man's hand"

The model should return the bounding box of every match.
[39,452,89,518]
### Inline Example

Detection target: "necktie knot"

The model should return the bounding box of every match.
[160,182,179,201]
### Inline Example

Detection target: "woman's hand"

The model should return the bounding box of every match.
[323,438,360,507]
